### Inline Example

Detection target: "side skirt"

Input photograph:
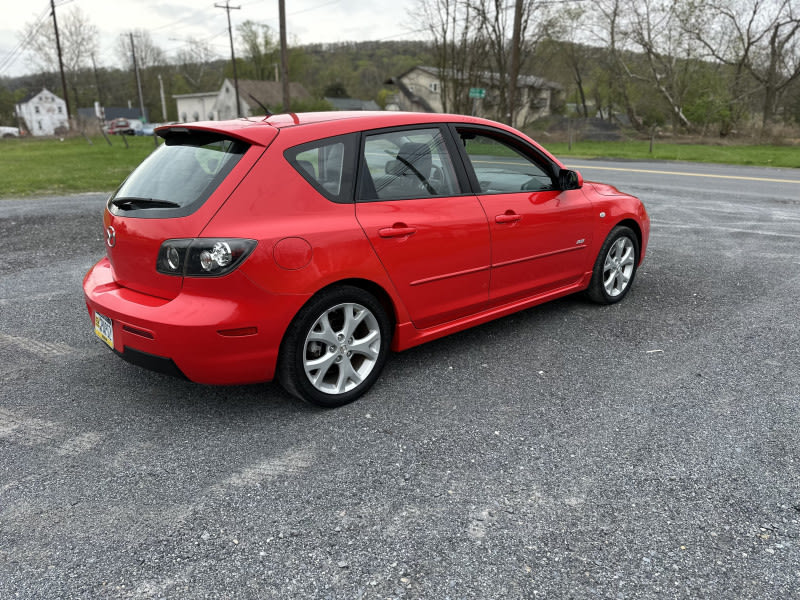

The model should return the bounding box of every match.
[391,273,591,352]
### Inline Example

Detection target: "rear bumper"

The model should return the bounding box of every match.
[83,258,305,385]
[115,346,188,380]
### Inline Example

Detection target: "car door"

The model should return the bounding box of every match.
[453,126,594,303]
[355,126,491,330]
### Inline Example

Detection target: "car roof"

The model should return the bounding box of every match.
[155,111,565,169]
[158,111,498,145]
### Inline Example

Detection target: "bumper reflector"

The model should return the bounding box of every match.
[122,324,155,339]
[217,327,258,337]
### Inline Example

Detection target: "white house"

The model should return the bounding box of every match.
[174,79,312,123]
[15,88,69,136]
[172,91,219,123]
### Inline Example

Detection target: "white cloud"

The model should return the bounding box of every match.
[0,0,423,77]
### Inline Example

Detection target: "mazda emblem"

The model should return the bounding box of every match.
[105,225,116,248]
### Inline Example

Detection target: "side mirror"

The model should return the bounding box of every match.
[558,168,583,190]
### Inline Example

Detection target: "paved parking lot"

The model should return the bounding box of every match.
[1,160,799,598]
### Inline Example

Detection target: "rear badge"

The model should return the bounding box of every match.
[106,225,116,248]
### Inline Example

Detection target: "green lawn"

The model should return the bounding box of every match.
[1,134,798,198]
[1,135,158,198]
[544,140,800,168]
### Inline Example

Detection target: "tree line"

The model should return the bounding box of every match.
[0,6,434,127]
[420,0,800,136]
[2,0,798,138]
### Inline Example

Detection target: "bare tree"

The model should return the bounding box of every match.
[757,3,800,125]
[21,6,99,107]
[587,0,646,130]
[624,0,702,131]
[687,0,800,129]
[113,30,167,120]
[415,0,554,123]
[544,5,592,117]
[175,38,220,91]
[115,30,166,71]
[471,0,517,125]
[22,6,98,73]
[472,0,556,126]
[415,0,485,115]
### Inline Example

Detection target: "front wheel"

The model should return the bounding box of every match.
[586,226,640,304]
[278,286,392,408]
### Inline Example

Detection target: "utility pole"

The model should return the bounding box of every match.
[216,1,242,118]
[91,53,104,106]
[278,0,290,112]
[129,33,146,121]
[50,0,71,122]
[507,0,523,128]
[158,74,167,121]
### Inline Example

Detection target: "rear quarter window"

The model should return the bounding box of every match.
[285,134,357,204]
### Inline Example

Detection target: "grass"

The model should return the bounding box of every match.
[543,140,800,168]
[0,135,158,198]
[1,134,798,198]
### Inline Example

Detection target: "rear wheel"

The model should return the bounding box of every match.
[587,226,639,304]
[278,286,392,408]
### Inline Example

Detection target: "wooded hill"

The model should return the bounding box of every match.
[2,38,799,140]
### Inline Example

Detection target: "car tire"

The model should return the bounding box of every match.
[586,225,640,304]
[278,286,392,408]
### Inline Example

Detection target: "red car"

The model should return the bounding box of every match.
[105,118,142,135]
[83,112,649,407]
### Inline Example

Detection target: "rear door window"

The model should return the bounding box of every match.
[358,128,462,201]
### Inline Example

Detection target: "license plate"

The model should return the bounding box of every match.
[94,311,114,349]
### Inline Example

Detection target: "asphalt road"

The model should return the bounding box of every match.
[1,160,799,599]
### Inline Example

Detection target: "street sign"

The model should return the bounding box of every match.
[469,88,486,99]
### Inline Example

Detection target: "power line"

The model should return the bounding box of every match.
[150,5,221,33]
[0,0,77,75]
[0,4,52,74]
[289,0,340,16]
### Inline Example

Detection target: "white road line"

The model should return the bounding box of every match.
[653,222,800,239]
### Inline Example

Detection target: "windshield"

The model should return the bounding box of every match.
[109,133,249,217]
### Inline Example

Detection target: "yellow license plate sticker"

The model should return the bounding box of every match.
[94,311,114,349]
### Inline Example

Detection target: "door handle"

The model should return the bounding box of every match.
[495,212,522,224]
[378,225,417,238]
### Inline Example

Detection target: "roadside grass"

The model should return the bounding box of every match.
[544,140,800,168]
[1,134,798,198]
[0,135,157,198]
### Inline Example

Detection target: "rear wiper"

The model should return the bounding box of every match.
[111,197,180,209]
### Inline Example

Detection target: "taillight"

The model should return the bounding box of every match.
[156,239,257,277]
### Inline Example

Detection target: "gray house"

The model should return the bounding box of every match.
[324,97,381,111]
[387,66,562,126]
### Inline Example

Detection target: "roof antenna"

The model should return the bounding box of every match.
[248,93,272,117]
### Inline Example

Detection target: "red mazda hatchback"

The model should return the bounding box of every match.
[84,112,649,407]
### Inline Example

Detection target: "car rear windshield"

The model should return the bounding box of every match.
[109,132,249,218]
